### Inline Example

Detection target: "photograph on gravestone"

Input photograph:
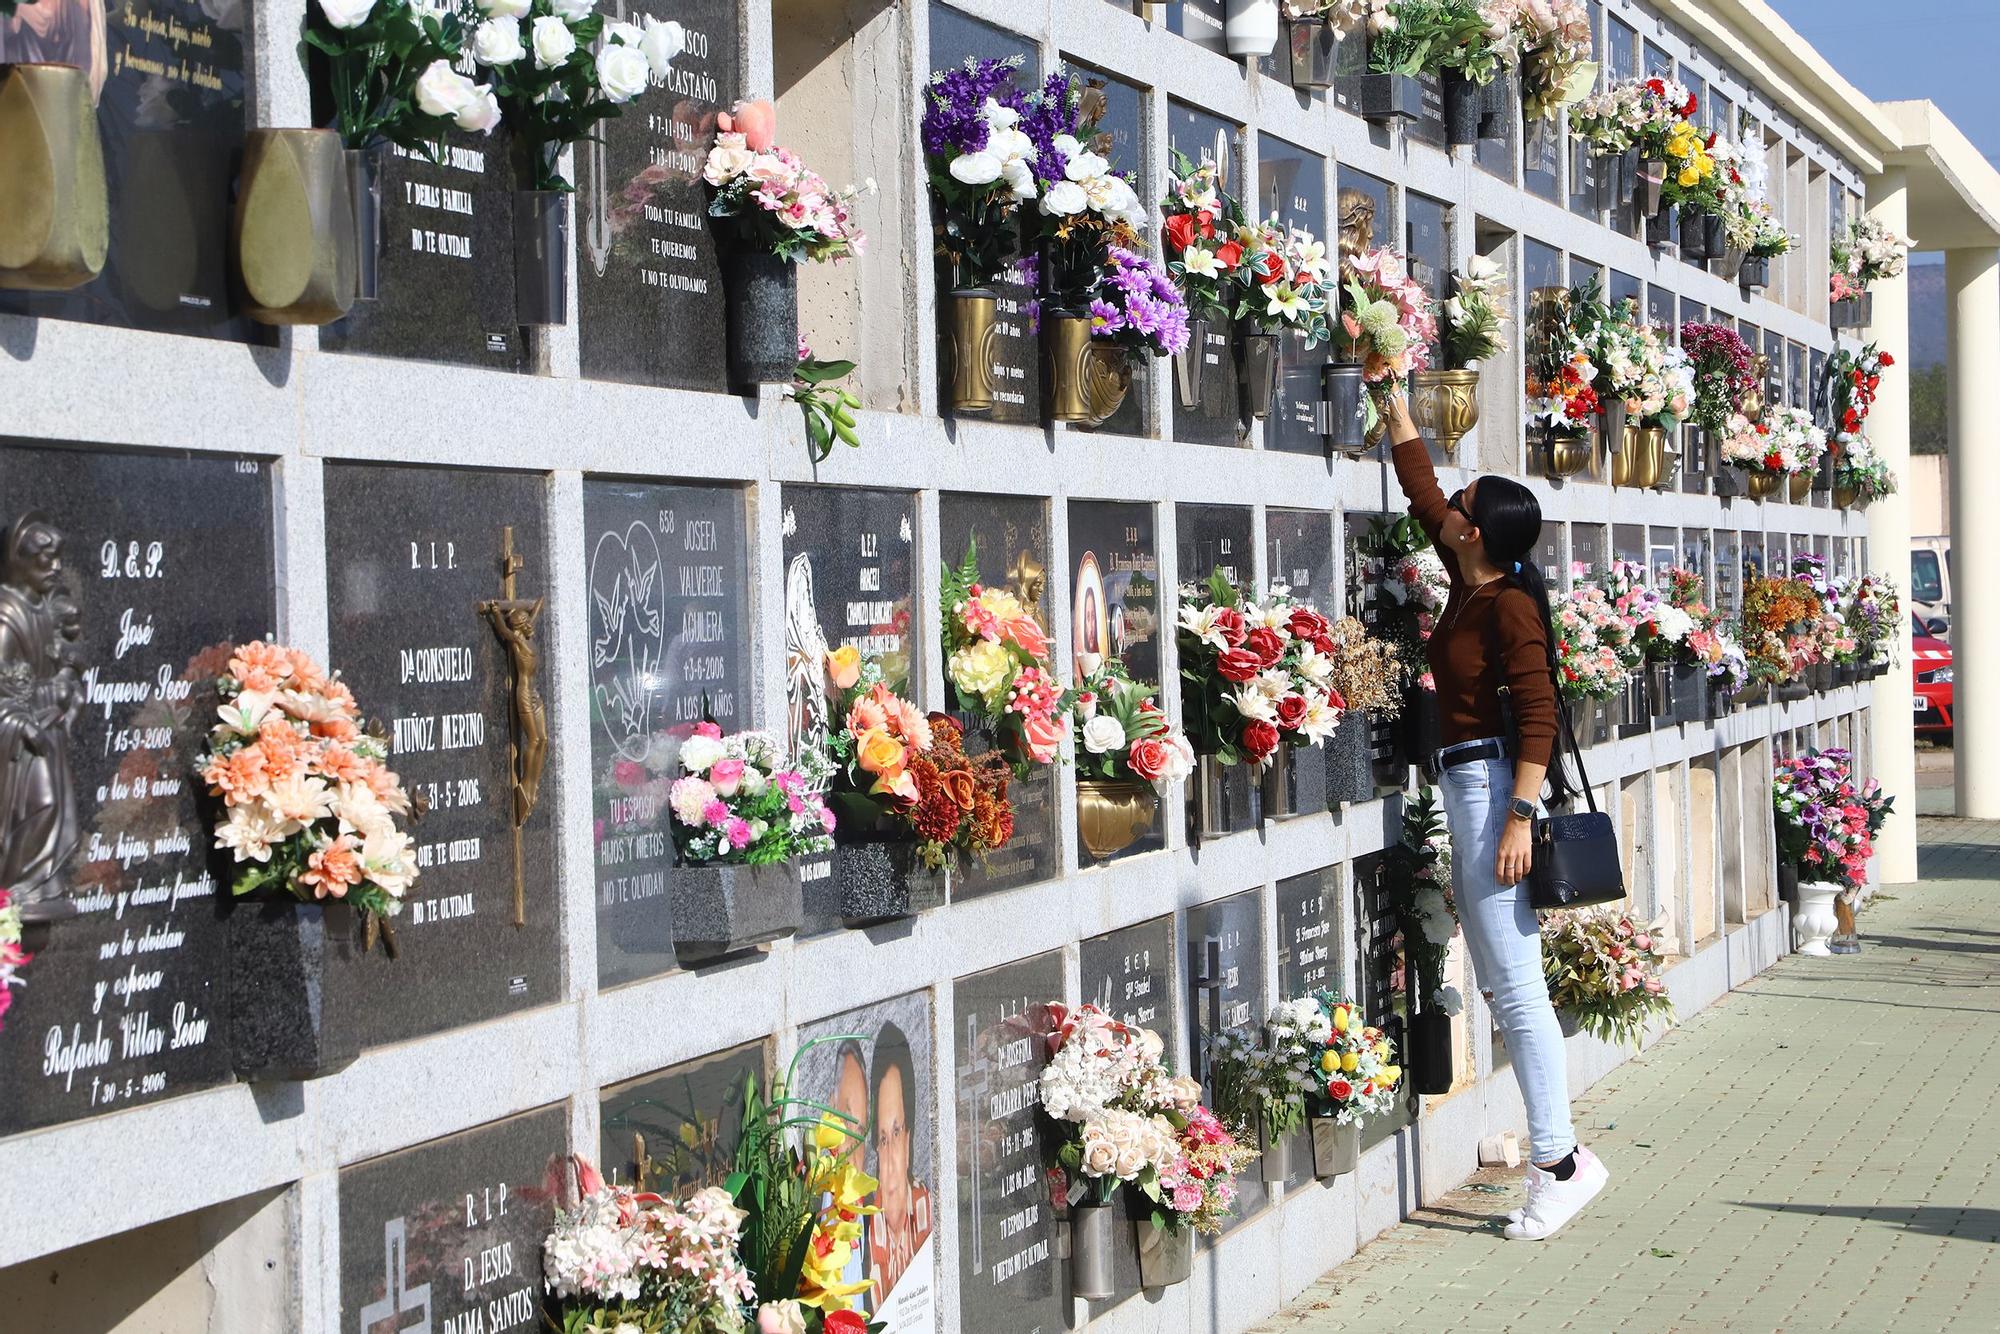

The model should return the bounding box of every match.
[322,465,557,1046]
[930,10,1040,426]
[584,480,750,988]
[953,950,1065,1333]
[339,1102,567,1334]
[1352,849,1414,1149]
[0,0,261,342]
[599,1040,767,1193]
[1077,914,1174,1311]
[1277,866,1342,1188]
[938,492,1056,898]
[577,0,741,390]
[0,445,271,1136]
[1168,0,1226,53]
[1069,63,1149,438]
[1186,888,1266,1231]
[796,992,939,1334]
[319,124,525,371]
[780,485,916,931]
[1258,135,1332,457]
[1067,500,1160,687]
[1167,99,1244,449]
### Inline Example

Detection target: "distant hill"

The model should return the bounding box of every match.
[1909,261,1945,368]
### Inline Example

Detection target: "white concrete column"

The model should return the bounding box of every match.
[1947,246,2000,818]
[1864,171,1919,880]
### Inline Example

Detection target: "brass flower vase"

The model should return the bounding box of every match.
[1077,778,1159,861]
[1411,367,1480,452]
[1546,429,1593,480]
[1834,482,1860,509]
[1746,469,1781,501]
[1644,426,1678,490]
[947,287,1001,414]
[0,63,109,292]
[1046,313,1131,426]
[1788,470,1812,503]
[234,128,358,326]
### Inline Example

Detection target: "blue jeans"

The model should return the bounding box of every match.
[1438,750,1577,1165]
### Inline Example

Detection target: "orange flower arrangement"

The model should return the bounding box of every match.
[1737,575,1824,684]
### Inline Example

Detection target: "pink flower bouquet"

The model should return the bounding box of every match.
[0,888,28,1036]
[669,724,836,865]
[1338,246,1437,418]
[704,101,868,264]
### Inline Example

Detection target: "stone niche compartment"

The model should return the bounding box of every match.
[599,1040,768,1193]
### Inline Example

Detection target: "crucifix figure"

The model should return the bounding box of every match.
[479,526,547,928]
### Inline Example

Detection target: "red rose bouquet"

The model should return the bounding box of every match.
[1176,571,1344,769]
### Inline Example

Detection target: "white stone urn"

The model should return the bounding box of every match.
[1792,880,1841,956]
[1224,0,1281,56]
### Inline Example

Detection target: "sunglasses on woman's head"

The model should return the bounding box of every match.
[1446,489,1472,522]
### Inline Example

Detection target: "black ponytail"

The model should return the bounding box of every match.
[1468,476,1576,807]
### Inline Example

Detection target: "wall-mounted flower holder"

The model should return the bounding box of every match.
[225,897,360,1081]
[1046,313,1131,426]
[1261,746,1324,821]
[1323,717,1377,806]
[669,861,805,968]
[1308,1115,1360,1177]
[1319,362,1369,456]
[1477,75,1513,139]
[835,838,948,925]
[1069,1201,1116,1301]
[0,62,108,292]
[1078,778,1159,862]
[1642,425,1677,490]
[1593,150,1628,213]
[1136,1217,1193,1288]
[1830,293,1872,328]
[1174,312,1212,409]
[1677,206,1710,262]
[1411,368,1480,452]
[1340,74,1426,125]
[347,145,383,302]
[1645,207,1674,249]
[1258,1120,1306,1181]
[1546,429,1594,481]
[1238,325,1278,419]
[1223,0,1280,57]
[946,287,1000,414]
[1286,17,1339,90]
[1400,682,1440,770]
[514,188,570,326]
[1190,752,1258,842]
[235,128,358,326]
[1739,255,1771,292]
[722,248,799,387]
[1441,74,1484,148]
[1635,157,1666,217]
[1409,1009,1453,1095]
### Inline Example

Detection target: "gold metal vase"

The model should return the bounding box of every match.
[1746,469,1781,500]
[1607,421,1640,485]
[1046,314,1131,427]
[0,63,109,292]
[946,288,1000,414]
[1410,368,1481,451]
[1740,355,1770,422]
[234,128,358,326]
[1641,425,1676,490]
[1545,430,1593,480]
[1788,470,1812,503]
[1077,779,1159,861]
[1834,482,1860,509]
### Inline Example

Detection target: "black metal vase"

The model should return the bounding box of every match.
[1646,205,1675,249]
[836,837,948,925]
[1740,254,1770,292]
[1478,75,1513,139]
[1342,73,1426,124]
[513,189,569,325]
[1703,213,1727,259]
[1670,661,1706,724]
[1264,744,1326,820]
[1441,73,1484,147]
[1677,206,1709,262]
[225,896,359,1082]
[1409,1009,1453,1095]
[1321,362,1368,456]
[722,246,801,390]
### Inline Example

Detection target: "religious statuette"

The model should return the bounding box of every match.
[479,526,547,928]
[0,512,83,923]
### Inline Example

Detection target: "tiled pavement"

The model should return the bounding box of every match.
[1252,817,2000,1334]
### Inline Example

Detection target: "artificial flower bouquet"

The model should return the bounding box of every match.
[1208,999,1321,1150]
[1567,74,1697,160]
[668,724,836,865]
[1793,555,1858,670]
[1587,300,1691,431]
[1830,216,1911,293]
[703,101,868,264]
[1844,573,1901,667]
[469,0,684,190]
[542,1159,757,1334]
[1761,405,1828,478]
[1826,343,1893,446]
[1161,153,1250,318]
[1377,524,1450,688]
[1540,909,1674,1049]
[1553,581,1640,702]
[1660,566,1744,694]
[1506,0,1598,120]
[1678,321,1755,436]
[1387,787,1459,1014]
[1234,219,1336,346]
[922,57,1039,289]
[1440,255,1509,368]
[1737,574,1825,685]
[1526,355,1599,440]
[1657,115,1720,212]
[200,641,418,927]
[1302,992,1402,1127]
[940,542,1069,772]
[1321,615,1406,719]
[0,888,27,1038]
[1072,657,1197,790]
[1600,560,1692,665]
[1366,0,1510,85]
[1283,0,1382,35]
[1338,246,1438,415]
[1081,246,1193,358]
[1773,748,1893,893]
[1833,437,1897,504]
[1177,571,1343,769]
[1747,201,1793,258]
[309,0,494,151]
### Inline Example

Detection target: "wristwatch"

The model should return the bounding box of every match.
[1507,797,1536,823]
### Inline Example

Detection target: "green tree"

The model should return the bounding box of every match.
[1911,363,1948,456]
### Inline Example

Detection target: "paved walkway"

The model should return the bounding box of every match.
[1255,817,2000,1334]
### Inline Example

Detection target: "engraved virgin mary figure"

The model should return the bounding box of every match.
[0,513,83,914]
[783,552,835,793]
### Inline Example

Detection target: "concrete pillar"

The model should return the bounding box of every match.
[1947,246,2000,818]
[1864,171,1919,880]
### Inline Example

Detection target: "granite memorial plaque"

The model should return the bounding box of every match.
[599,1040,765,1192]
[1258,136,1333,457]
[1352,849,1414,1149]
[1266,508,1336,609]
[1408,73,1449,150]
[797,992,939,1334]
[0,444,272,1136]
[319,127,525,372]
[1067,500,1160,686]
[576,0,741,390]
[1168,0,1226,52]
[322,465,557,1046]
[1277,865,1341,1190]
[1536,523,1566,586]
[1168,100,1244,449]
[1177,503,1252,592]
[939,493,1057,898]
[0,0,259,341]
[780,485,917,931]
[1186,888,1265,1229]
[953,950,1064,1333]
[931,11,1039,426]
[338,1102,566,1334]
[584,480,751,988]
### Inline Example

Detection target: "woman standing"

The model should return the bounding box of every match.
[1385,392,1610,1240]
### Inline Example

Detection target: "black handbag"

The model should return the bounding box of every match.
[1528,698,1626,910]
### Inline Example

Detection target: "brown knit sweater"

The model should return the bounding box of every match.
[1390,436,1560,770]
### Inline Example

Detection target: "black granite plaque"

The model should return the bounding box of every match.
[1536,523,1565,586]
[339,1103,565,1334]
[585,480,750,988]
[931,11,1039,426]
[1277,867,1341,997]
[0,445,271,1136]
[1265,508,1335,610]
[1715,531,1743,618]
[320,128,524,371]
[576,0,741,389]
[1186,888,1265,1230]
[797,992,939,1334]
[1177,503,1252,592]
[939,493,1056,899]
[1352,848,1414,1149]
[1259,136,1332,457]
[780,485,917,931]
[322,465,557,1046]
[1525,115,1561,202]
[1068,500,1160,686]
[1168,100,1244,449]
[1168,0,1226,52]
[0,0,259,341]
[1571,523,1606,579]
[599,1040,765,1192]
[1405,192,1452,368]
[953,950,1064,1333]
[1408,73,1448,150]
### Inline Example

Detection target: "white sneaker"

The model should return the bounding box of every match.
[1502,1147,1608,1240]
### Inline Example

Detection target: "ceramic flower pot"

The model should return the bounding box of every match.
[235,128,358,326]
[1409,1009,1453,1095]
[1746,468,1782,500]
[1343,73,1427,124]
[1223,0,1279,56]
[346,145,383,302]
[1174,312,1210,409]
[1070,1200,1117,1301]
[1286,17,1339,90]
[1324,718,1377,807]
[1739,255,1770,291]
[1321,362,1369,456]
[1793,880,1841,956]
[1077,777,1160,862]
[1192,752,1256,841]
[1636,158,1666,217]
[1441,72,1484,147]
[1046,313,1132,426]
[1238,325,1279,419]
[1135,1216,1193,1288]
[1547,430,1594,480]
[0,62,109,292]
[836,838,948,925]
[225,897,360,1082]
[1258,1119,1305,1182]
[947,287,1001,414]
[1788,470,1812,504]
[671,860,806,966]
[1308,1115,1360,1178]
[722,247,800,386]
[1411,367,1480,452]
[513,188,571,326]
[1677,206,1710,262]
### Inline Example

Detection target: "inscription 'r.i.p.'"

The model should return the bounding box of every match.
[412,541,458,571]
